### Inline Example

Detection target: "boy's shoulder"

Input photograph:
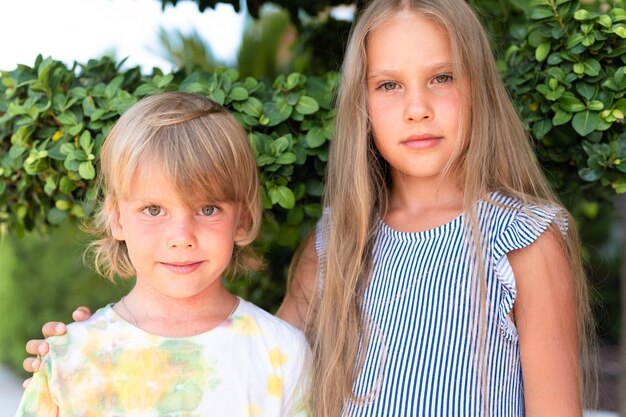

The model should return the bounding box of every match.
[46,305,114,349]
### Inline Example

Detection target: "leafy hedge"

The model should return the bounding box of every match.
[503,1,626,201]
[0,58,336,238]
[0,0,625,313]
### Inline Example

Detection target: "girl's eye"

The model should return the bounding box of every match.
[200,205,218,216]
[433,73,453,84]
[143,205,163,217]
[378,81,398,91]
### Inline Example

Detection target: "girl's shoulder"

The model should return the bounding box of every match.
[479,191,567,241]
[478,192,568,267]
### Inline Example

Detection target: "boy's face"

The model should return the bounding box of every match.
[109,165,247,300]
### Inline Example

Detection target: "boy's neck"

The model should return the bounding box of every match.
[113,285,239,338]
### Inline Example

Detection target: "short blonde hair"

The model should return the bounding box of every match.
[87,92,262,281]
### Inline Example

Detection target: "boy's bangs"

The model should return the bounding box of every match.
[144,125,242,205]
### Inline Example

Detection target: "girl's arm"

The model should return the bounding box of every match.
[508,227,582,417]
[22,307,92,385]
[276,233,319,330]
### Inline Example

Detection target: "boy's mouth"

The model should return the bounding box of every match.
[160,261,204,274]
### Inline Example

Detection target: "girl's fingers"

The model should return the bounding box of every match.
[71,306,92,322]
[41,322,66,338]
[25,339,48,356]
[22,356,41,373]
[22,377,32,389]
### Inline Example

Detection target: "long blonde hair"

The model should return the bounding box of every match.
[86,92,263,281]
[305,0,596,415]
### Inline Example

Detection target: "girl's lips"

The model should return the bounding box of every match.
[401,135,442,150]
[160,261,204,274]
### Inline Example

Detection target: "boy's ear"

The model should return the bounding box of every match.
[234,207,252,245]
[106,197,125,241]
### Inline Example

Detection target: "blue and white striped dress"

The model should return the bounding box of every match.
[317,192,565,416]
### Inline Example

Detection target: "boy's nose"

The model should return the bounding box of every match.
[168,216,197,248]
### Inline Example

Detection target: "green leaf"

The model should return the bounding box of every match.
[57,111,78,126]
[573,62,585,75]
[285,73,301,90]
[268,185,295,209]
[305,127,326,148]
[578,167,602,181]
[582,59,601,76]
[566,32,585,49]
[210,89,226,105]
[275,152,297,165]
[55,200,71,211]
[575,82,597,100]
[612,179,626,193]
[530,6,555,20]
[47,208,68,225]
[78,161,96,180]
[59,176,76,194]
[558,95,586,112]
[532,119,552,139]
[82,96,97,116]
[241,97,263,117]
[155,73,174,88]
[229,86,249,101]
[613,25,626,38]
[257,155,275,166]
[535,42,551,62]
[587,100,604,111]
[574,9,591,20]
[78,131,92,152]
[295,96,319,115]
[596,14,612,28]
[553,110,572,126]
[572,111,601,136]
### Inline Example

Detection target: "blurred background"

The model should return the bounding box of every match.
[0,0,624,414]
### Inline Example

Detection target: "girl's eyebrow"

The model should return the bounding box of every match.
[367,62,454,80]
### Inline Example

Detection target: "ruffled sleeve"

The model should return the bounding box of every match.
[491,200,568,339]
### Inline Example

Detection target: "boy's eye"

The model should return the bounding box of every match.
[143,205,163,217]
[200,205,218,216]
[433,73,453,84]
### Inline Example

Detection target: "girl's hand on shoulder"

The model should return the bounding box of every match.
[22,306,92,388]
[508,227,582,416]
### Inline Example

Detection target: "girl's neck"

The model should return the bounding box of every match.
[384,171,464,233]
[113,284,238,338]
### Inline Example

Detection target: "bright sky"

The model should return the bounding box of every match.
[0,0,245,72]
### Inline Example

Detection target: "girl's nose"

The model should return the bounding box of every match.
[167,216,197,248]
[404,88,433,121]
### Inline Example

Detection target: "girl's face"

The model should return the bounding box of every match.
[366,10,465,185]
[110,165,247,301]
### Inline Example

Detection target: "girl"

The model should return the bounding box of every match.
[26,0,595,415]
[16,92,310,416]
[279,0,594,415]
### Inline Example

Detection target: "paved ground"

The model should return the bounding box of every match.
[0,366,22,415]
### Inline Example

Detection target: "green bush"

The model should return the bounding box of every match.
[503,0,626,199]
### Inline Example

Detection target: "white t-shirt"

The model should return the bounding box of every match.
[16,297,311,417]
